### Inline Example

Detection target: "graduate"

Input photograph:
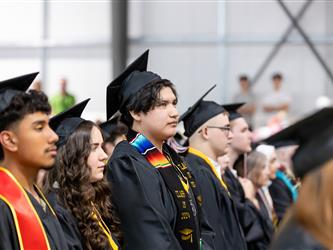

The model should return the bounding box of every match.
[0,72,68,250]
[243,151,274,250]
[222,103,271,249]
[179,86,247,250]
[258,139,298,225]
[46,99,121,250]
[106,50,215,250]
[99,115,127,157]
[267,107,333,249]
[222,103,252,203]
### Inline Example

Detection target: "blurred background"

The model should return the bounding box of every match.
[0,0,332,132]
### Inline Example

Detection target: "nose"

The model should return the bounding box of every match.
[169,105,179,120]
[48,126,59,144]
[248,130,253,140]
[228,129,234,140]
[99,147,108,162]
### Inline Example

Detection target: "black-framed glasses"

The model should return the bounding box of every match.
[198,125,231,135]
[207,126,231,136]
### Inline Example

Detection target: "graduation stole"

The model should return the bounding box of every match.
[129,132,202,250]
[188,147,230,195]
[91,203,119,250]
[276,170,298,201]
[0,167,51,250]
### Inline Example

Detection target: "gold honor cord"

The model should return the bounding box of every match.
[92,203,119,250]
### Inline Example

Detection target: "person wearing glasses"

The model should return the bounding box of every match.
[180,86,247,250]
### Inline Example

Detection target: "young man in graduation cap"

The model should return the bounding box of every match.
[222,103,271,248]
[222,103,254,202]
[262,107,333,249]
[0,73,69,250]
[179,85,247,250]
[106,50,214,250]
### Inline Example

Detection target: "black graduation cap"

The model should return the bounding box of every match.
[223,102,245,121]
[0,72,39,113]
[261,107,333,178]
[106,49,162,120]
[179,85,227,137]
[49,99,90,147]
[99,115,120,139]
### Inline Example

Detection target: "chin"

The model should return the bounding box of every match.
[91,174,104,183]
[244,146,252,153]
[42,160,56,169]
[161,131,177,140]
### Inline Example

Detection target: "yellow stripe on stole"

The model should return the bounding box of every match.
[187,148,230,195]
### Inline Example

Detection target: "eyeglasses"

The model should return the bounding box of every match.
[198,125,231,135]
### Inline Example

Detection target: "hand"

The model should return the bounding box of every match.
[239,177,256,200]
[217,154,230,176]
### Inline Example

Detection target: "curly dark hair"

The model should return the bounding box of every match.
[121,79,177,127]
[0,89,51,160]
[46,120,121,250]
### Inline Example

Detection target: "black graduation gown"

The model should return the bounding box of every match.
[48,192,121,250]
[47,192,84,250]
[270,218,326,250]
[268,178,293,224]
[245,194,274,250]
[0,191,69,250]
[184,152,247,250]
[106,140,215,250]
[223,168,260,242]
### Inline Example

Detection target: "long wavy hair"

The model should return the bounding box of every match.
[292,159,333,248]
[46,120,121,250]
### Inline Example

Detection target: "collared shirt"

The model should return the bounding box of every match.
[230,167,238,177]
[208,157,222,178]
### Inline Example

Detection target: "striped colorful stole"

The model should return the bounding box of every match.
[130,132,172,169]
[129,132,201,250]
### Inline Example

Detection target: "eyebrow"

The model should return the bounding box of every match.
[32,120,48,126]
[158,97,178,103]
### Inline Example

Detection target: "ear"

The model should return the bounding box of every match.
[0,131,18,153]
[200,126,209,140]
[129,110,142,123]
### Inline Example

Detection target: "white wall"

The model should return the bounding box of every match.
[0,1,332,127]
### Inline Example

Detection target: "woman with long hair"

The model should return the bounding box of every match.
[46,100,121,250]
[244,150,274,250]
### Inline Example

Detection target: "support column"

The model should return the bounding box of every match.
[112,0,128,77]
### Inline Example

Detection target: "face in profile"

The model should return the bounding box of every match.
[3,112,58,169]
[230,117,252,154]
[204,113,233,157]
[256,166,270,187]
[268,151,279,179]
[136,86,179,142]
[87,126,108,183]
